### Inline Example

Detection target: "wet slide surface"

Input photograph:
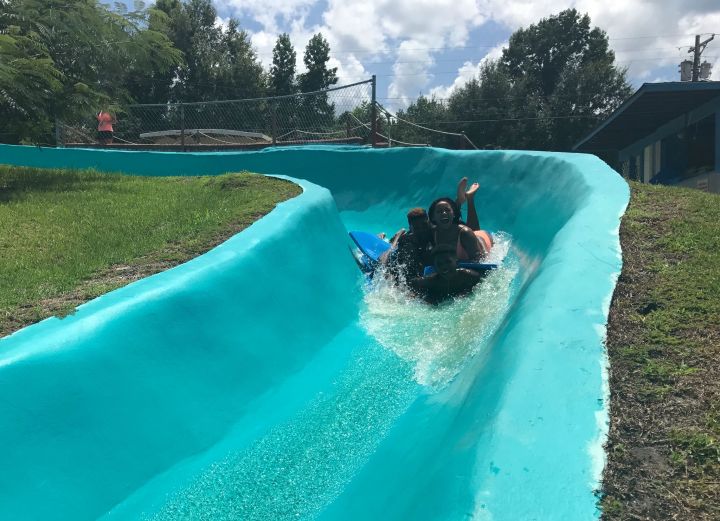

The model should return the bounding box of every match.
[0,145,629,520]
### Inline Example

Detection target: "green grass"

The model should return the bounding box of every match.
[602,182,720,520]
[0,165,301,336]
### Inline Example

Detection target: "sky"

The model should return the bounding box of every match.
[208,0,720,109]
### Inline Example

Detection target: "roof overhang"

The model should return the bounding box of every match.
[573,81,720,152]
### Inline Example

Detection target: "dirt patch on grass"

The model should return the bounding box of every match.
[602,183,720,520]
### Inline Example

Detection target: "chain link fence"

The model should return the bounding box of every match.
[58,79,374,150]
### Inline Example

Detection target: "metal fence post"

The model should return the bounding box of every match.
[387,114,392,148]
[370,75,377,147]
[271,103,277,145]
[55,119,63,147]
[180,102,186,151]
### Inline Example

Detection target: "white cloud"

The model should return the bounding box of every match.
[379,0,485,44]
[330,54,370,86]
[476,0,567,28]
[387,41,435,107]
[241,0,487,103]
[429,62,482,100]
[321,2,388,55]
[427,1,720,95]
[286,19,317,74]
[321,0,487,103]
[250,31,276,68]
[429,42,507,99]
[216,0,316,34]
[678,12,720,82]
[249,16,315,73]
[649,76,674,83]
[475,0,720,82]
[214,16,230,31]
[577,0,688,80]
[249,21,369,93]
[223,0,720,105]
[321,0,485,53]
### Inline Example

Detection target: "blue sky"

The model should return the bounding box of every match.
[191,1,719,108]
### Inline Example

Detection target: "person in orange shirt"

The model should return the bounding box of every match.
[96,110,116,145]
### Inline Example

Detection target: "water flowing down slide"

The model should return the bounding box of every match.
[0,145,629,520]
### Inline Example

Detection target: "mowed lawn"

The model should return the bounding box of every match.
[0,166,301,337]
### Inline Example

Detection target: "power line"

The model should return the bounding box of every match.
[389,107,708,125]
[608,34,698,40]
[250,34,702,57]
[379,91,638,102]
[330,48,707,67]
[374,57,720,77]
[397,115,604,125]
[44,51,713,99]
[88,50,713,99]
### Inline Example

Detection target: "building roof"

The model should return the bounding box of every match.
[573,81,720,152]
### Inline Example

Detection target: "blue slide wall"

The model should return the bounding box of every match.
[0,144,628,520]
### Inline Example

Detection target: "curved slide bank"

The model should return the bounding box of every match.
[0,144,628,520]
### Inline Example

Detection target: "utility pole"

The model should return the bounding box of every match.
[689,34,715,82]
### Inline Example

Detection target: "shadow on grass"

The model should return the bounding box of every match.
[0,166,126,203]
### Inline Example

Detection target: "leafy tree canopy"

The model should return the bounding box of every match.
[154,0,265,103]
[270,33,297,96]
[393,9,632,152]
[297,33,338,127]
[0,0,181,143]
[298,33,337,93]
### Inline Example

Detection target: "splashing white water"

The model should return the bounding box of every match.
[360,233,517,389]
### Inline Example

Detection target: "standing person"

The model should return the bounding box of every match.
[96,110,116,145]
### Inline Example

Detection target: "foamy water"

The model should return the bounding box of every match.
[360,233,518,389]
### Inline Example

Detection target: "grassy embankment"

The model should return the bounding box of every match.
[602,182,720,520]
[0,166,301,337]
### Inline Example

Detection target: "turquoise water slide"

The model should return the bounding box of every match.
[0,145,628,520]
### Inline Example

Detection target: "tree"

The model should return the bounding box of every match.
[270,33,296,96]
[298,33,337,93]
[151,0,267,132]
[0,0,181,144]
[502,9,611,97]
[446,64,514,149]
[155,0,266,104]
[126,0,185,104]
[497,8,632,150]
[447,9,632,151]
[391,96,450,147]
[298,33,338,128]
[337,101,373,143]
[0,25,63,144]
